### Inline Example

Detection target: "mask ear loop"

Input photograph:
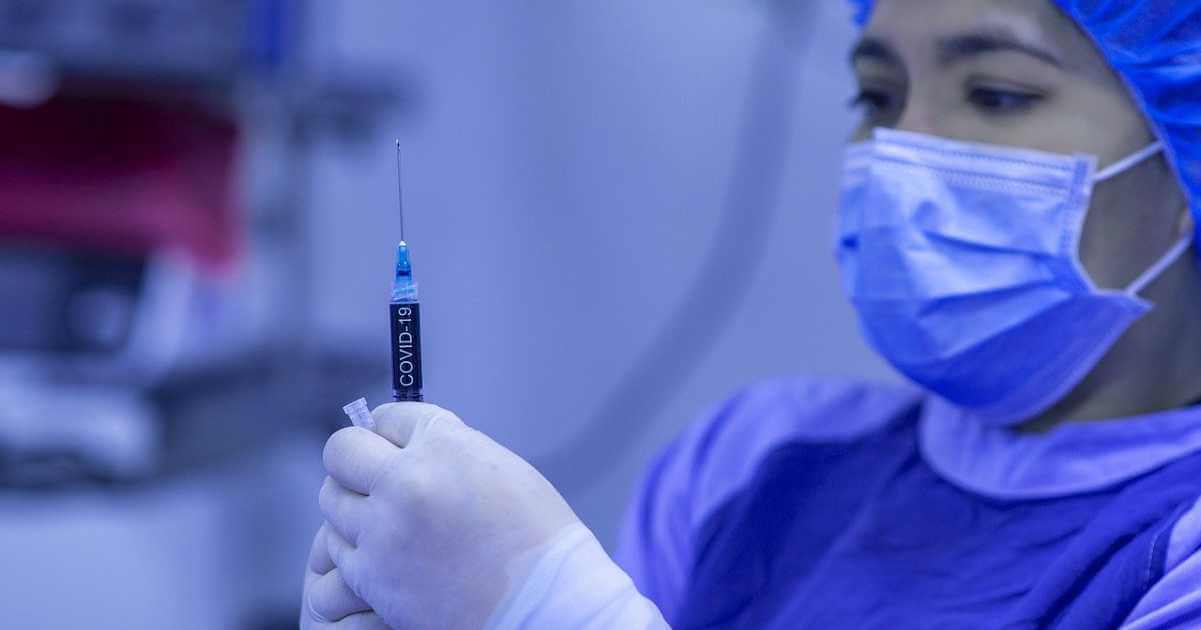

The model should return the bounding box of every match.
[1092,140,1190,296]
[1095,141,1165,182]
[1127,233,1194,296]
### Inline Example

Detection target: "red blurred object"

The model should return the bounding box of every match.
[0,97,241,272]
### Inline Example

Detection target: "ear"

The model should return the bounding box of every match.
[1177,206,1195,238]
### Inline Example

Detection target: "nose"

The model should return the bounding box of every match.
[894,101,940,136]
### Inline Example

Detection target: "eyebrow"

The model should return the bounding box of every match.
[849,37,901,67]
[936,28,1064,68]
[849,28,1064,70]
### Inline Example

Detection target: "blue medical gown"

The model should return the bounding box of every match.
[615,379,1201,629]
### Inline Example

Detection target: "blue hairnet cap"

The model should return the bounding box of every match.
[848,0,1201,239]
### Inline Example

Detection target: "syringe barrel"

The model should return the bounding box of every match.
[390,300,424,401]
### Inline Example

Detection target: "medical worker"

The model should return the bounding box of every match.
[302,0,1201,627]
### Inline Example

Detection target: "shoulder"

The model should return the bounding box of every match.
[666,376,925,531]
[1123,493,1201,628]
[616,377,924,623]
[691,376,925,444]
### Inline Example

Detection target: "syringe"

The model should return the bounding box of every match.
[390,141,423,402]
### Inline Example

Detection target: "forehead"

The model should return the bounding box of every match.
[862,0,1105,73]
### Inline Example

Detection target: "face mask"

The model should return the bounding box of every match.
[837,128,1193,428]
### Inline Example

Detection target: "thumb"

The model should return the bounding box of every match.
[369,402,467,449]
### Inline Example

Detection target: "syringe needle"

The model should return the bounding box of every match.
[396,139,406,243]
[389,139,423,403]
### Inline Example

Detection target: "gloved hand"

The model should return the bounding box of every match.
[300,523,390,629]
[317,402,581,630]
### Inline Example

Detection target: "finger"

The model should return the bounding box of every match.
[319,477,369,545]
[327,613,392,630]
[371,402,467,449]
[323,427,401,495]
[308,524,335,575]
[306,567,372,623]
[324,521,358,575]
[301,610,390,630]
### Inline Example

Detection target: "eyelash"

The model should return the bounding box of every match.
[848,86,1045,117]
[966,86,1045,113]
[848,89,897,115]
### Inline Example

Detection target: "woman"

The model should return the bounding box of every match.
[302,0,1201,628]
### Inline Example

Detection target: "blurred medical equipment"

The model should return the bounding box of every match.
[0,0,407,484]
[390,143,424,403]
[0,2,410,628]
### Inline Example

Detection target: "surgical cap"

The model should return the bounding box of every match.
[847,0,1201,239]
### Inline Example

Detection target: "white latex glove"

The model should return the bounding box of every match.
[300,523,390,629]
[318,402,581,630]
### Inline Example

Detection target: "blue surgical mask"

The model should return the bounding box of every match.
[837,128,1192,428]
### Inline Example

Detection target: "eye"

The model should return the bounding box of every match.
[967,86,1044,113]
[848,88,899,118]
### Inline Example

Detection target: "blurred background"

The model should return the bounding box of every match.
[0,1,892,628]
